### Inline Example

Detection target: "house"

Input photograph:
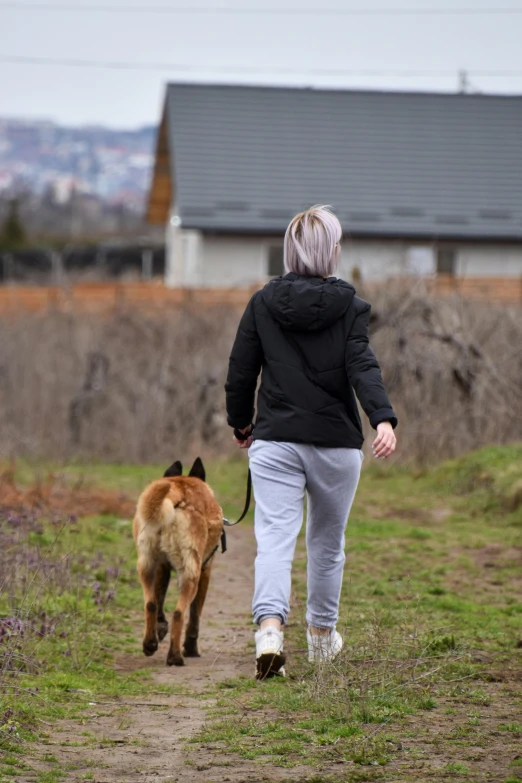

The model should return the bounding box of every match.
[147,84,522,288]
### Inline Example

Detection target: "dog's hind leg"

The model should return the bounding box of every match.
[166,572,198,667]
[183,563,211,658]
[138,558,159,657]
[155,561,171,642]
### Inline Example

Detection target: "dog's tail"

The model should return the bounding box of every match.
[136,479,183,526]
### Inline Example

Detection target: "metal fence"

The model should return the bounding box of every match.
[0,243,165,285]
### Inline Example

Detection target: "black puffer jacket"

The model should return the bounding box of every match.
[225,273,397,449]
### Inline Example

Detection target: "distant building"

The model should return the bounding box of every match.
[0,119,155,208]
[147,84,522,288]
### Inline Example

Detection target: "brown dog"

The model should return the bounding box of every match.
[133,457,223,666]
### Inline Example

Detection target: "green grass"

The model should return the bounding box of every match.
[2,444,521,781]
[196,445,522,776]
[1,453,252,780]
[0,501,189,779]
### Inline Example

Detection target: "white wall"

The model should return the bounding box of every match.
[165,230,280,287]
[165,210,182,287]
[456,244,522,277]
[330,240,522,281]
[165,225,522,288]
[199,236,271,287]
[339,239,413,281]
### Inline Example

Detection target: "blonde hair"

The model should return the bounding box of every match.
[284,205,342,278]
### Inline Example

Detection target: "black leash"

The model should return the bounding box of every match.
[218,466,252,559]
[223,468,252,529]
[202,429,253,569]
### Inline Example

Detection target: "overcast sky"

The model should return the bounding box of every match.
[1,0,521,129]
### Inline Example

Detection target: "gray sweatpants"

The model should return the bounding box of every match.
[248,440,362,629]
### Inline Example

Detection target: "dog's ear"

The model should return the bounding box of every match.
[188,457,205,482]
[164,460,183,478]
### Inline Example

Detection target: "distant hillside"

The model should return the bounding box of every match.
[0,119,156,210]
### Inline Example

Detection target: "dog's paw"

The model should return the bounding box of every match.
[143,636,158,657]
[166,649,185,667]
[183,649,201,658]
[183,640,200,658]
[157,619,169,642]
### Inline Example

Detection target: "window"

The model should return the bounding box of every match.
[267,245,285,277]
[437,248,456,275]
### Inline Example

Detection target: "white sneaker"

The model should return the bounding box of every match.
[307,627,343,663]
[255,627,286,679]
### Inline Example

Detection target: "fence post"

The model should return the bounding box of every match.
[96,247,107,276]
[2,253,13,284]
[142,248,153,280]
[51,250,63,285]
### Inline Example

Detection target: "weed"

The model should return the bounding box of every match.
[446,761,470,775]
[36,772,65,783]
[426,633,457,653]
[499,723,522,734]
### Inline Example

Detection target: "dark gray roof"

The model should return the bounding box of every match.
[165,83,522,240]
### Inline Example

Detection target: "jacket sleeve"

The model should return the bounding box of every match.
[345,304,398,430]
[225,295,264,429]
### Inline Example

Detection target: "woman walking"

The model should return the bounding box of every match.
[225,205,397,679]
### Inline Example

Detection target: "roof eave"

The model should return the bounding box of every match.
[146,102,173,225]
[180,223,522,244]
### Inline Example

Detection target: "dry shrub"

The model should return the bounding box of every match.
[365,281,522,463]
[0,304,238,463]
[0,287,521,465]
[0,466,135,518]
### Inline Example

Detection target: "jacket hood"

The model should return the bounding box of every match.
[261,273,356,332]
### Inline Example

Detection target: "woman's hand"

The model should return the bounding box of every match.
[233,425,253,450]
[372,421,396,459]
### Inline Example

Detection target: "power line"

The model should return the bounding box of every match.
[2,55,522,78]
[1,2,522,14]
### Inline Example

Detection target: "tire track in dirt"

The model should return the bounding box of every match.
[29,525,311,783]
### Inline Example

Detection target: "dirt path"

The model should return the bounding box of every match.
[115,524,256,687]
[30,526,310,783]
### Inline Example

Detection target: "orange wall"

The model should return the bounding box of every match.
[0,277,520,316]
